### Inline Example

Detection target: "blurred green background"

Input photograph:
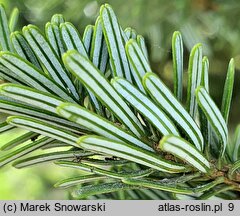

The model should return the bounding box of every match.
[0,0,240,199]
